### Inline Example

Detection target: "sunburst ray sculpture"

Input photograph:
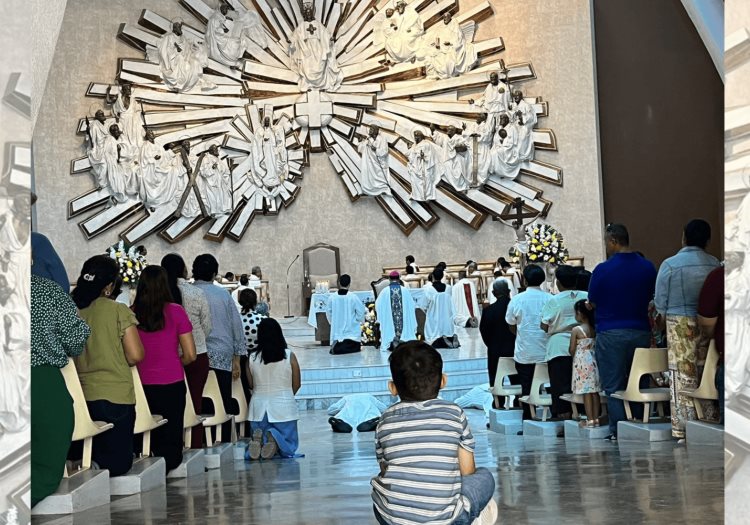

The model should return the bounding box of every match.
[67,0,562,244]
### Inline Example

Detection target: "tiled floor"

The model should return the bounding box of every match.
[33,409,724,524]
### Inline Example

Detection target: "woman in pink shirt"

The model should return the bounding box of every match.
[132,265,196,471]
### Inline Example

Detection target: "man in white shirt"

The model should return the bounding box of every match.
[326,274,366,355]
[505,264,552,419]
[452,270,480,327]
[249,266,262,284]
[419,268,458,348]
[231,273,251,307]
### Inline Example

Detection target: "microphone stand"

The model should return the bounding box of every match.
[285,254,300,318]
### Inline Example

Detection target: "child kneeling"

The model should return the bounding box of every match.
[371,341,497,525]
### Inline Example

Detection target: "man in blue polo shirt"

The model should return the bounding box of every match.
[588,224,657,440]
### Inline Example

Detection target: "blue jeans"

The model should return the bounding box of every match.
[716,363,724,424]
[373,467,495,525]
[595,329,651,435]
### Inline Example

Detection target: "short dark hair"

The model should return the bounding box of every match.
[684,219,711,249]
[605,223,629,246]
[575,269,592,291]
[239,288,258,315]
[389,341,443,402]
[406,255,415,264]
[224,272,235,281]
[433,268,444,281]
[240,274,249,286]
[437,261,447,270]
[497,257,511,269]
[339,274,351,287]
[193,254,219,282]
[523,264,545,287]
[554,265,578,289]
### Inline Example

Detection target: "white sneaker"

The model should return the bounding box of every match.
[472,499,498,525]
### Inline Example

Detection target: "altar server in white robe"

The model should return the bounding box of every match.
[327,393,387,433]
[150,22,214,93]
[466,113,495,186]
[289,3,343,91]
[254,117,288,189]
[510,90,537,161]
[385,0,424,63]
[424,13,477,79]
[419,268,459,348]
[452,270,480,328]
[357,125,391,196]
[102,124,139,203]
[432,124,471,192]
[325,274,366,355]
[86,110,111,189]
[407,130,441,201]
[375,271,418,352]
[469,71,511,117]
[197,144,233,217]
[139,130,181,211]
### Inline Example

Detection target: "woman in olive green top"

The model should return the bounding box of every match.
[31,274,91,508]
[70,255,144,476]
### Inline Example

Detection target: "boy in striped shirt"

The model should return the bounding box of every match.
[372,341,496,525]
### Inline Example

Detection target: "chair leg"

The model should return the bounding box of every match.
[142,431,151,457]
[623,400,633,421]
[82,437,93,470]
[185,428,192,449]
[217,423,223,443]
[657,402,665,418]
[642,403,650,424]
[231,417,238,444]
[205,426,213,448]
[695,400,704,421]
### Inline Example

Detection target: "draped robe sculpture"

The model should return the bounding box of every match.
[466,114,494,186]
[357,126,391,196]
[197,145,233,217]
[149,22,214,92]
[254,117,288,189]
[432,125,471,192]
[86,110,111,189]
[139,130,181,211]
[407,130,441,202]
[469,72,511,118]
[106,84,143,147]
[206,4,267,67]
[102,124,139,203]
[509,90,537,161]
[288,5,343,91]
[425,13,477,79]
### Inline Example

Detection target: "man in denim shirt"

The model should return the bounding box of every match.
[655,219,720,438]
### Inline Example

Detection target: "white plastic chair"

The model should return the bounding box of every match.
[182,378,206,449]
[130,367,168,457]
[231,377,249,438]
[681,340,719,421]
[518,363,552,421]
[491,358,522,409]
[201,370,236,446]
[610,348,670,423]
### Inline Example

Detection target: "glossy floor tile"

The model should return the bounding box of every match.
[32,409,723,525]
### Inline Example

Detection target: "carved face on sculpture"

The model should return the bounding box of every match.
[413,130,424,143]
[145,129,156,142]
[172,22,183,36]
[220,4,230,15]
[476,113,487,124]
[263,116,271,128]
[513,90,523,104]
[499,114,509,127]
[181,140,191,153]
[209,144,220,156]
[369,125,380,138]
[498,129,507,141]
[442,12,452,24]
[95,109,106,123]
[489,72,499,85]
[447,125,456,137]
[385,8,394,18]
[109,124,121,138]
[396,1,406,15]
[303,3,314,22]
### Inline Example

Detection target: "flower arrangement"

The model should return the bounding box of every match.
[525,222,569,265]
[107,240,147,287]
[361,303,379,346]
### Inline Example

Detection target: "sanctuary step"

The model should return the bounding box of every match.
[617,421,674,442]
[523,419,565,437]
[563,419,611,440]
[489,408,523,435]
[278,316,316,338]
[31,470,110,515]
[166,449,205,479]
[109,457,165,496]
[686,420,724,446]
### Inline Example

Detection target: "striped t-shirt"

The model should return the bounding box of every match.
[371,399,475,525]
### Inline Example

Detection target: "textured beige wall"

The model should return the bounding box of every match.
[33,0,604,315]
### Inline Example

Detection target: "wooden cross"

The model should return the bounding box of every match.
[175,148,208,218]
[294,90,333,128]
[498,197,538,230]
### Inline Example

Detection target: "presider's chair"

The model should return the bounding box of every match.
[302,243,341,315]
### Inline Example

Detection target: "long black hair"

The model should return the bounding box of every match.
[160,253,186,305]
[251,318,288,364]
[71,255,120,309]
[132,265,174,332]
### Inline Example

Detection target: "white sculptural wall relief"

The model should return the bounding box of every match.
[67,0,563,243]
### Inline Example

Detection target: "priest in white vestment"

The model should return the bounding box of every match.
[289,4,343,91]
[407,130,441,201]
[102,124,139,203]
[452,270,480,328]
[327,393,387,433]
[197,144,233,217]
[510,90,537,161]
[384,1,424,63]
[150,22,214,93]
[357,125,391,196]
[139,130,181,211]
[325,274,366,355]
[466,113,495,186]
[470,72,511,117]
[432,125,471,192]
[418,268,458,348]
[86,110,111,189]
[254,117,288,189]
[106,84,143,147]
[375,271,418,352]
[424,13,477,79]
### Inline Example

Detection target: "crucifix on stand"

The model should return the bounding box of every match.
[497,197,540,272]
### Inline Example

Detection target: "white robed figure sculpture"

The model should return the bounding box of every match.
[452,271,480,327]
[466,113,495,186]
[289,4,343,92]
[407,130,441,201]
[432,125,471,192]
[383,1,424,63]
[418,270,456,346]
[357,125,391,196]
[149,22,214,93]
[254,117,288,189]
[139,130,182,210]
[425,13,477,79]
[491,126,521,180]
[510,90,537,161]
[375,272,418,352]
[205,4,267,67]
[470,72,511,117]
[106,84,143,147]
[102,124,140,203]
[86,110,111,190]
[197,144,233,217]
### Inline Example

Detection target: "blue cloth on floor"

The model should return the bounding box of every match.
[248,412,304,459]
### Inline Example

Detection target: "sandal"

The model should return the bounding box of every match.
[247,429,263,460]
[260,432,278,459]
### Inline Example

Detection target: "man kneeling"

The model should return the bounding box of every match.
[326,274,365,354]
[372,341,497,525]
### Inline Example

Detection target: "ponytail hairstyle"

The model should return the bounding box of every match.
[132,265,174,332]
[160,253,186,306]
[574,299,595,328]
[239,288,258,315]
[71,255,120,309]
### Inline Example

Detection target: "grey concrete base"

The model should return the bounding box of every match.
[523,419,564,437]
[234,439,252,461]
[204,443,233,469]
[686,420,724,446]
[563,419,611,440]
[489,409,524,435]
[32,470,110,515]
[110,457,166,496]
[167,449,206,479]
[617,421,674,442]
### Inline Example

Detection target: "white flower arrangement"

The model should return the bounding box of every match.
[108,240,147,286]
[524,222,569,265]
